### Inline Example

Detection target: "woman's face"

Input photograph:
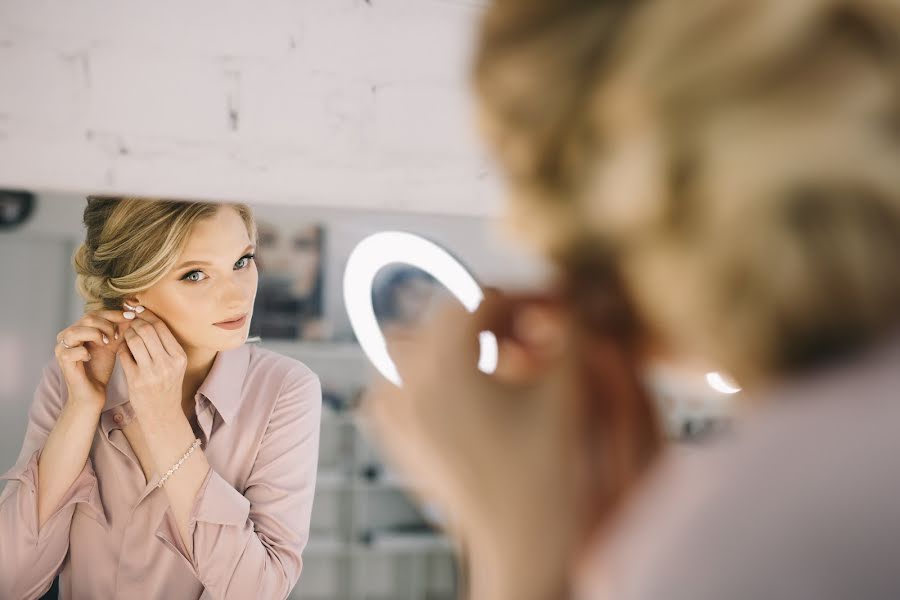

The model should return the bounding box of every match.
[133,206,258,353]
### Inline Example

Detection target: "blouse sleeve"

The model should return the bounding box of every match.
[0,359,106,600]
[155,365,322,600]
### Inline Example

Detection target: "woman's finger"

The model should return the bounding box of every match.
[78,314,121,343]
[132,311,183,358]
[88,309,143,339]
[122,327,153,366]
[54,342,91,388]
[127,319,168,360]
[55,342,93,363]
[57,325,108,348]
[384,327,431,389]
[473,289,566,346]
[470,287,515,337]
[420,300,484,382]
[91,308,142,322]
[492,338,544,385]
[117,342,137,375]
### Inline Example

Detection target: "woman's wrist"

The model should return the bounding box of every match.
[467,554,570,600]
[139,411,198,475]
[132,397,184,430]
[64,396,105,422]
[466,529,573,600]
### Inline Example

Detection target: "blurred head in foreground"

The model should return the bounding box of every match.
[473,0,900,388]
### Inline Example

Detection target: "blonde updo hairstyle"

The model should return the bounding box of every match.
[474,0,900,385]
[73,197,258,312]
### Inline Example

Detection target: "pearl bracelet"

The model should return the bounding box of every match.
[157,438,202,489]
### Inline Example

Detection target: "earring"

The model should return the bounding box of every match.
[123,301,145,313]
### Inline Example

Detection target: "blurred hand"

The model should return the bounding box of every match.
[54,309,139,412]
[117,308,187,426]
[362,289,601,599]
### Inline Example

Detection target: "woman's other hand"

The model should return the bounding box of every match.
[54,309,138,412]
[117,307,188,426]
[362,289,597,600]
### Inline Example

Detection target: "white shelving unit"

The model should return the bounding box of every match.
[261,340,459,600]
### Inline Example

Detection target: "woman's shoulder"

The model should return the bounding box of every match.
[246,343,315,377]
[8,356,70,450]
[32,355,66,415]
[38,353,63,382]
[245,344,321,402]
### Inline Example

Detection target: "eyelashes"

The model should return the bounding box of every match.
[181,253,256,283]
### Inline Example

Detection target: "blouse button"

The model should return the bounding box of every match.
[113,413,124,424]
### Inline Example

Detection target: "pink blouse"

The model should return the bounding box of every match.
[575,331,900,600]
[0,342,322,600]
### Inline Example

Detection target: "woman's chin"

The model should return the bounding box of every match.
[194,332,248,353]
[218,335,247,350]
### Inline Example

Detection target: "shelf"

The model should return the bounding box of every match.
[295,351,458,599]
[305,536,351,556]
[356,470,411,491]
[305,534,453,557]
[321,411,358,426]
[365,533,454,554]
[317,469,415,493]
[316,470,352,490]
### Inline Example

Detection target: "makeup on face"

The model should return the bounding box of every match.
[213,314,248,330]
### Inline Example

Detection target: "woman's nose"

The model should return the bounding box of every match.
[219,274,253,306]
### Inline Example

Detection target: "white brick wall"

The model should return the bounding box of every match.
[0,0,504,216]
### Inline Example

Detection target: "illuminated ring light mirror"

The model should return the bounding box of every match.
[706,371,742,394]
[343,231,499,387]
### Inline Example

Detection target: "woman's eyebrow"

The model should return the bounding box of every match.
[175,244,256,270]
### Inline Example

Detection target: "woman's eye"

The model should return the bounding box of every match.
[183,271,206,282]
[236,254,256,269]
[181,254,254,283]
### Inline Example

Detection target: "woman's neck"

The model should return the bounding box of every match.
[181,346,218,418]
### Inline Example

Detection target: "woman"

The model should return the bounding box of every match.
[0,197,322,599]
[364,0,900,598]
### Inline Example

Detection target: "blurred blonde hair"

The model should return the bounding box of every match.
[73,197,258,312]
[474,0,900,383]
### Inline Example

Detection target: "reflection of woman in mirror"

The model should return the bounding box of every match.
[0,197,322,599]
[251,221,329,341]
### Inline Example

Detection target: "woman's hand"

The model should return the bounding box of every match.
[54,309,139,412]
[362,290,599,599]
[117,308,188,426]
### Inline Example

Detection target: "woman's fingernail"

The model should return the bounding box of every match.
[103,335,110,344]
[114,329,119,340]
[134,305,145,313]
[123,311,136,320]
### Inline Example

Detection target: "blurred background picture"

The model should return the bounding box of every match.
[249,220,330,341]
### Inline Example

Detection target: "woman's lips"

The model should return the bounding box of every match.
[214,314,247,330]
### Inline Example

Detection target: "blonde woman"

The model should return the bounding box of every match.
[0,198,322,599]
[364,0,900,599]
